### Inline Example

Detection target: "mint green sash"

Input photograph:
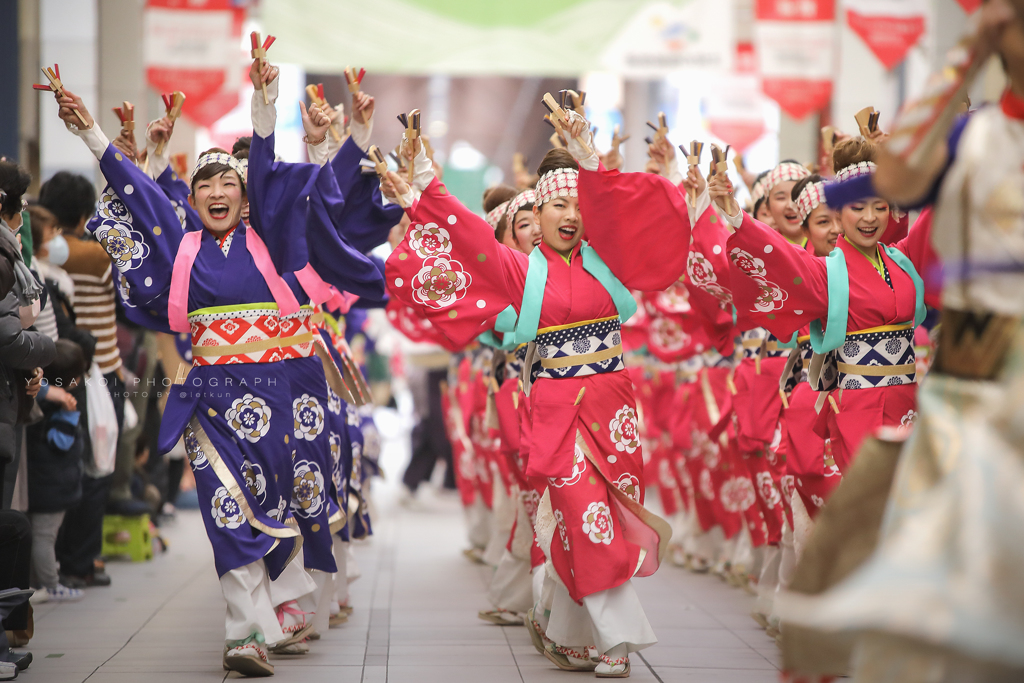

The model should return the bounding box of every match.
[810,245,926,354]
[511,244,637,344]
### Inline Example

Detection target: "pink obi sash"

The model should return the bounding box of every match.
[168,227,300,334]
[189,305,317,366]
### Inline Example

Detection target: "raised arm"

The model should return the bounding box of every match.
[384,168,524,346]
[57,89,183,331]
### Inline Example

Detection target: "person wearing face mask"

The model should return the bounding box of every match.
[50,52,387,674]
[386,110,683,676]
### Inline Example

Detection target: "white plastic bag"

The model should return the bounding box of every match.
[85,362,118,477]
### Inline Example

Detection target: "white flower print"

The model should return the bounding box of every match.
[615,473,642,504]
[94,220,150,272]
[326,386,342,415]
[554,509,570,551]
[292,394,325,441]
[755,471,781,509]
[650,315,689,352]
[329,432,343,491]
[656,280,691,313]
[687,251,717,287]
[268,496,288,521]
[411,255,472,309]
[211,486,246,529]
[749,276,788,313]
[549,444,586,488]
[729,248,768,278]
[780,475,795,502]
[291,459,326,519]
[699,469,716,500]
[225,394,272,443]
[97,187,131,223]
[183,425,209,471]
[240,460,267,504]
[407,223,453,258]
[811,494,825,508]
[582,501,614,545]
[609,405,640,454]
[720,476,756,513]
[351,441,363,491]
[900,409,918,429]
[346,403,360,427]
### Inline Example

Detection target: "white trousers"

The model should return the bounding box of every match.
[487,549,533,614]
[541,570,657,654]
[221,560,286,646]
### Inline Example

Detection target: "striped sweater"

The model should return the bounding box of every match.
[64,237,122,375]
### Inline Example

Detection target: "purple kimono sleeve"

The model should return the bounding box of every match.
[329,137,404,253]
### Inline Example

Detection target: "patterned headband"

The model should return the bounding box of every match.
[485,200,510,229]
[750,177,766,203]
[189,152,248,188]
[505,189,537,229]
[835,161,876,183]
[764,162,810,194]
[535,167,578,207]
[795,181,827,223]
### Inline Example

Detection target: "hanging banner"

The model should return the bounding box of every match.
[705,73,768,153]
[955,0,982,12]
[755,0,836,121]
[846,0,927,70]
[144,0,246,128]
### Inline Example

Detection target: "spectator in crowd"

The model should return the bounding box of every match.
[0,509,33,674]
[26,338,86,602]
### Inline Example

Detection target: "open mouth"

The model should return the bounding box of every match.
[857,225,878,238]
[208,203,230,220]
[557,226,577,241]
[784,212,799,223]
[532,236,542,246]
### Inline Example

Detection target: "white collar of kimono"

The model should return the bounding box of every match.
[189,152,247,188]
[796,181,826,223]
[834,161,876,183]
[536,168,578,207]
[505,189,537,229]
[485,200,510,229]
[764,162,810,193]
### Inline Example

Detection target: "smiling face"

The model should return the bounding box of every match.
[840,197,890,251]
[802,205,841,256]
[508,208,541,254]
[188,169,245,236]
[536,196,583,256]
[767,180,802,242]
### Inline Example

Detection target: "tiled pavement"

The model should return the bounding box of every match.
[25,472,780,682]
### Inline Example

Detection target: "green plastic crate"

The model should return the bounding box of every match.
[101,514,153,562]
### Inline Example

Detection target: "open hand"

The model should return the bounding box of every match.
[681,163,706,196]
[112,129,138,163]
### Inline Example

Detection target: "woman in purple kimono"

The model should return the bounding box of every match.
[53,57,384,676]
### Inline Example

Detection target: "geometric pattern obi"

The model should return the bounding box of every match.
[836,326,916,390]
[740,327,792,360]
[189,304,316,366]
[506,344,528,380]
[531,316,624,381]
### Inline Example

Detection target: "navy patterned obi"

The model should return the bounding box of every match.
[531,316,624,381]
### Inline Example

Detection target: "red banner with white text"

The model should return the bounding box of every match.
[846,0,927,70]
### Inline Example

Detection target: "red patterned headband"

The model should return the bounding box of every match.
[485,200,511,229]
[536,167,578,207]
[795,181,826,223]
[505,189,537,228]
[764,162,810,194]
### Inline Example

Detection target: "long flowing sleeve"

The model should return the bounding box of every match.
[684,206,737,354]
[328,136,404,253]
[726,212,829,340]
[247,131,320,274]
[888,207,941,309]
[577,166,693,291]
[385,177,524,346]
[82,136,187,333]
[154,164,201,233]
[305,161,386,301]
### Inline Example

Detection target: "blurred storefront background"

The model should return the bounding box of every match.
[0,0,1007,211]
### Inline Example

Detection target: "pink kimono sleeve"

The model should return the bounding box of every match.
[726,212,828,339]
[384,177,523,346]
[684,207,737,354]
[889,207,941,310]
[880,209,909,245]
[577,167,692,291]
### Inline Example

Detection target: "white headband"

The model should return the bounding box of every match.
[751,177,766,203]
[795,181,826,223]
[834,161,876,183]
[189,152,248,188]
[535,168,578,207]
[764,162,810,194]
[485,200,510,229]
[505,189,537,229]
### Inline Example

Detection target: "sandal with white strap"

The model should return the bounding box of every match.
[595,653,630,678]
[223,636,274,677]
[543,643,597,672]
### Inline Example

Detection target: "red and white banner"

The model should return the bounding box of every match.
[144,0,246,129]
[956,0,982,13]
[754,0,836,121]
[846,0,927,70]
